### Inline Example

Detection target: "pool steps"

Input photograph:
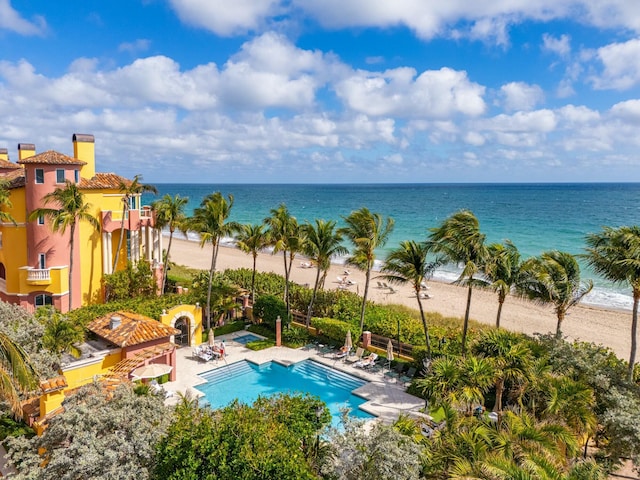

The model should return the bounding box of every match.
[198,359,366,392]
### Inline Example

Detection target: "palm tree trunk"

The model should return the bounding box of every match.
[282,250,290,317]
[462,284,473,355]
[555,310,565,339]
[493,378,504,412]
[628,290,639,382]
[206,242,216,330]
[320,269,328,289]
[496,295,505,328]
[359,262,372,334]
[306,265,322,328]
[112,204,127,270]
[68,222,76,312]
[251,253,257,303]
[415,286,432,359]
[161,229,174,295]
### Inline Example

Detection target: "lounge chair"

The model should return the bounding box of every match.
[419,292,432,299]
[385,362,405,380]
[346,347,364,363]
[150,380,175,399]
[377,281,384,288]
[400,367,417,385]
[388,286,398,294]
[354,353,378,369]
[333,346,351,360]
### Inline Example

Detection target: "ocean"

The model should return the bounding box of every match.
[142,183,640,311]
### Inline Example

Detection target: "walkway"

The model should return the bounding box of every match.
[163,330,426,424]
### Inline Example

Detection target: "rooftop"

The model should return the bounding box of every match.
[17,150,86,166]
[88,311,180,347]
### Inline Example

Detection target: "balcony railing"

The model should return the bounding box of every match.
[27,268,51,282]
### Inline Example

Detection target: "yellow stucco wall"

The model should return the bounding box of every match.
[61,350,122,391]
[0,187,27,293]
[160,304,203,347]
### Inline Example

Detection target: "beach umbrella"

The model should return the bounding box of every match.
[131,363,173,379]
[208,328,215,347]
[344,330,353,351]
[386,339,394,371]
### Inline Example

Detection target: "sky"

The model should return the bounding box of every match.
[1,1,640,183]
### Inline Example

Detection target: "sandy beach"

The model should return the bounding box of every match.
[169,237,634,362]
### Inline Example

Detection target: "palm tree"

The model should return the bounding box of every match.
[189,192,237,329]
[152,194,188,294]
[380,240,441,358]
[519,251,593,339]
[584,226,640,382]
[235,223,269,303]
[263,204,301,317]
[29,181,100,311]
[472,329,531,413]
[0,332,38,418]
[428,210,488,355]
[339,207,394,334]
[112,174,158,271]
[302,219,348,328]
[484,241,522,328]
[0,181,16,225]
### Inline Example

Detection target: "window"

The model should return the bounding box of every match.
[56,169,65,183]
[35,294,53,307]
[0,263,5,279]
[129,196,138,210]
[74,170,80,183]
[35,169,44,184]
[0,232,2,249]
[38,253,46,270]
[37,214,45,225]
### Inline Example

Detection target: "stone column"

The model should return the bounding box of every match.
[362,331,371,350]
[276,316,282,347]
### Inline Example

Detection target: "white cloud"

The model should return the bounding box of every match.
[590,38,640,90]
[499,82,544,111]
[335,67,486,118]
[0,0,46,35]
[541,33,571,57]
[168,0,280,36]
[609,99,640,123]
[118,39,151,54]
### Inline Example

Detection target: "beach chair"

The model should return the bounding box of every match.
[385,362,405,381]
[419,292,432,299]
[400,367,417,385]
[346,347,364,364]
[377,281,384,288]
[354,353,378,369]
[333,346,351,360]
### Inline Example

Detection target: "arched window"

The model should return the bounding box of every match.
[0,263,5,280]
[34,294,53,307]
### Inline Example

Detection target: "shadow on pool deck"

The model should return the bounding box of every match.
[163,333,425,424]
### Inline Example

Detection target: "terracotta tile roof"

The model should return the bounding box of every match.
[17,150,86,166]
[40,376,68,394]
[0,159,20,170]
[0,169,25,188]
[79,173,132,190]
[87,311,180,347]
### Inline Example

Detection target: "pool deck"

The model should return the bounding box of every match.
[163,330,426,424]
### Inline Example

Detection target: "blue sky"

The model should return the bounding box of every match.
[1,0,640,183]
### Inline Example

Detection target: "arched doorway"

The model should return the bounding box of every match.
[174,317,190,346]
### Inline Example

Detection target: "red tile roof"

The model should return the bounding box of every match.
[79,173,132,190]
[0,159,20,170]
[40,376,68,394]
[0,169,26,188]
[17,150,86,166]
[87,311,180,347]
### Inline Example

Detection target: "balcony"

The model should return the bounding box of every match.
[102,206,155,233]
[26,268,51,285]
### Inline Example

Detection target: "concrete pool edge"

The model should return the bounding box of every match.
[164,334,426,424]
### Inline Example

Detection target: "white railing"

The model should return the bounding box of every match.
[27,269,50,281]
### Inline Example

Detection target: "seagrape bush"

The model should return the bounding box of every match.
[222,268,285,296]
[310,318,352,344]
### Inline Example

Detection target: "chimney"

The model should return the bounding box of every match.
[73,133,95,180]
[109,315,121,330]
[0,148,7,162]
[18,143,36,161]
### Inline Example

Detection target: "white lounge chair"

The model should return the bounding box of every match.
[354,353,378,368]
[346,347,364,363]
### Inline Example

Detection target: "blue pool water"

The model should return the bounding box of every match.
[197,359,376,426]
[232,333,263,345]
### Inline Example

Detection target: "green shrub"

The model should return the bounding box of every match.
[103,260,157,301]
[247,324,275,339]
[253,295,288,328]
[245,339,276,350]
[0,415,34,441]
[282,325,311,348]
[310,317,353,345]
[212,321,246,337]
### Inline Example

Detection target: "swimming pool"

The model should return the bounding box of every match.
[197,359,376,426]
[232,333,263,345]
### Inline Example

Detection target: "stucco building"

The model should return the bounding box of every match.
[0,134,163,312]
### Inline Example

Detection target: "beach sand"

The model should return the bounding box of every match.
[169,237,634,362]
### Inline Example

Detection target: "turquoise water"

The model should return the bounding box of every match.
[143,183,640,310]
[196,359,375,426]
[232,333,262,345]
